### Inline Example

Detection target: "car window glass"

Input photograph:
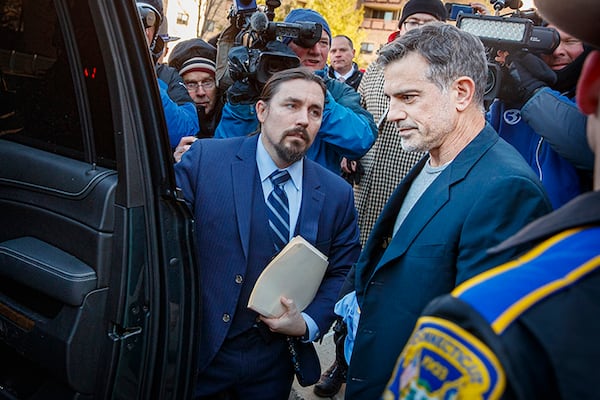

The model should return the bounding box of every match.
[0,0,116,167]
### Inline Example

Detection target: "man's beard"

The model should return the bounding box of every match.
[274,128,310,164]
[395,122,427,153]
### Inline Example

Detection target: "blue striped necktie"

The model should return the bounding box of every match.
[267,169,291,251]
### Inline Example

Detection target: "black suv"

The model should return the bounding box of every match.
[0,1,199,398]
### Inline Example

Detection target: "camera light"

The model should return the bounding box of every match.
[456,14,530,44]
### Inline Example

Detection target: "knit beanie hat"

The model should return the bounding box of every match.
[398,0,448,28]
[168,38,217,76]
[284,9,332,43]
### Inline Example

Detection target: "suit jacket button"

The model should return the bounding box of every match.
[235,274,243,284]
[222,313,231,323]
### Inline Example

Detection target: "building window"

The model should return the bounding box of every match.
[366,8,399,21]
[205,20,215,32]
[176,12,189,25]
[360,42,375,54]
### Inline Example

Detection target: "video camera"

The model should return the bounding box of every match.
[227,0,322,88]
[455,1,560,103]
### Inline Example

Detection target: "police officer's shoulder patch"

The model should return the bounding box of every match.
[384,316,505,400]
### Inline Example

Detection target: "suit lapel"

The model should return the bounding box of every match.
[372,124,498,272]
[232,136,260,260]
[375,174,450,269]
[295,161,323,244]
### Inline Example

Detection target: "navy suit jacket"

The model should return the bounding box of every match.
[345,124,553,399]
[175,135,361,377]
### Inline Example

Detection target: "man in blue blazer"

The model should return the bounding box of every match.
[175,68,361,399]
[343,25,553,399]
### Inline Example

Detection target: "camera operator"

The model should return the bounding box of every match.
[214,9,377,176]
[488,19,594,208]
[136,1,199,148]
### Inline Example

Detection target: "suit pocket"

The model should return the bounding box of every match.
[405,243,447,258]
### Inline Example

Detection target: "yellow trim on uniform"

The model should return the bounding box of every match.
[492,254,600,333]
[452,228,583,297]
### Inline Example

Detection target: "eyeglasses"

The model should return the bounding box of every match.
[402,19,436,31]
[184,80,216,91]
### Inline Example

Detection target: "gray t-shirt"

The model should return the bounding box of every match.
[393,158,449,237]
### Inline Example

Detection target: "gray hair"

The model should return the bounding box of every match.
[377,23,488,108]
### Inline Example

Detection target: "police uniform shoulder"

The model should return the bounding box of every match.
[452,227,600,335]
[384,311,506,400]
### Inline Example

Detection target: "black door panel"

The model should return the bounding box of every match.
[0,1,199,398]
[0,139,115,396]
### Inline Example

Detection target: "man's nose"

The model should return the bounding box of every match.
[387,101,407,121]
[296,110,310,126]
[193,86,207,95]
[308,44,320,54]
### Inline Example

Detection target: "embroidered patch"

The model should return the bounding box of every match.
[384,316,505,400]
[503,109,521,125]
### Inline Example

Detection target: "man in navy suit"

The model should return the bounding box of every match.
[343,24,553,399]
[175,67,361,399]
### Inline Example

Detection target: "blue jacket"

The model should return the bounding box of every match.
[214,70,377,174]
[345,124,552,399]
[156,64,199,147]
[488,87,588,208]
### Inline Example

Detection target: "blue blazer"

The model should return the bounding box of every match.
[345,124,553,399]
[175,135,361,377]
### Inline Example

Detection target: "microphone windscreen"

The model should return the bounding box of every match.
[250,11,269,32]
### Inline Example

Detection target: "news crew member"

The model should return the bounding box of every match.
[214,9,377,175]
[488,20,593,208]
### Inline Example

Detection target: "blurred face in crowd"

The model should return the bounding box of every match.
[399,13,440,36]
[384,52,457,160]
[288,31,331,71]
[257,78,324,168]
[540,24,585,71]
[577,51,600,189]
[144,26,155,48]
[183,70,218,115]
[329,36,355,74]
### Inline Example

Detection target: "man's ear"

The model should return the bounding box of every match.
[453,76,475,111]
[256,100,267,123]
[578,51,600,115]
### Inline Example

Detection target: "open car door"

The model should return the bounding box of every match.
[0,0,199,398]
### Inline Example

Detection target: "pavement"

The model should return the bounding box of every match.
[288,331,345,400]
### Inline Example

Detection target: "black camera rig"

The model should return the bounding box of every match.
[456,1,560,103]
[227,0,322,88]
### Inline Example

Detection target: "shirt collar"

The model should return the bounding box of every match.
[333,64,356,81]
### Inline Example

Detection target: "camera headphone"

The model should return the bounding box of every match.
[137,2,162,30]
[137,2,164,61]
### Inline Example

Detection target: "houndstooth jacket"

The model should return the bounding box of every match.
[354,62,425,245]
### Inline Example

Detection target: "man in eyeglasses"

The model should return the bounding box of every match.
[169,38,224,139]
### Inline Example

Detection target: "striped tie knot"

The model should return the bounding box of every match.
[270,169,290,187]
